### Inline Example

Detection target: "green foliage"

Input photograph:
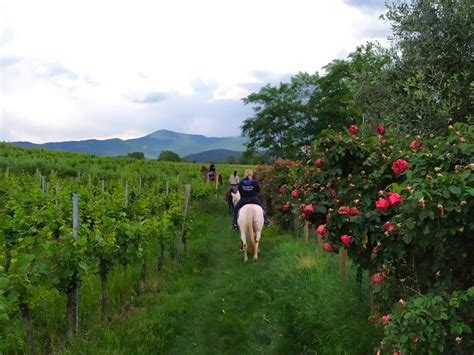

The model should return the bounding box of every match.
[241,72,320,159]
[384,289,474,353]
[158,150,181,162]
[127,152,145,160]
[382,0,473,131]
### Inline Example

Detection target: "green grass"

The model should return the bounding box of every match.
[2,199,380,354]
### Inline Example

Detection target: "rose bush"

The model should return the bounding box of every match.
[257,122,474,352]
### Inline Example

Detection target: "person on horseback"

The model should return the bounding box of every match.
[228,170,240,185]
[232,169,270,230]
[207,162,216,179]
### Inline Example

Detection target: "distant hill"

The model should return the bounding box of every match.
[183,149,243,163]
[11,130,248,158]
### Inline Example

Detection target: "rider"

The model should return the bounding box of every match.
[207,162,216,179]
[229,170,240,186]
[232,169,270,229]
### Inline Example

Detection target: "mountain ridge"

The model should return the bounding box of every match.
[10,129,247,158]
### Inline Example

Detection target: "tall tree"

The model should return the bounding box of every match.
[382,0,473,131]
[241,72,319,159]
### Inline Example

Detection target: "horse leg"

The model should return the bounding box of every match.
[254,231,262,261]
[240,231,248,262]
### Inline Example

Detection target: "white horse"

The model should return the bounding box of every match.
[232,191,264,262]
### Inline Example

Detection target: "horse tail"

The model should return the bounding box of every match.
[247,208,256,254]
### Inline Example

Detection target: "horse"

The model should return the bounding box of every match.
[224,184,239,215]
[200,165,223,186]
[232,190,264,262]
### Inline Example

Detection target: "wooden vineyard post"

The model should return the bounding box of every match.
[304,220,309,243]
[166,180,169,196]
[215,174,219,198]
[68,193,80,338]
[124,182,128,208]
[41,175,46,195]
[55,184,60,207]
[181,184,191,253]
[339,248,347,277]
[101,180,105,193]
[317,234,323,251]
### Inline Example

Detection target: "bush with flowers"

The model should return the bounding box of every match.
[257,122,474,352]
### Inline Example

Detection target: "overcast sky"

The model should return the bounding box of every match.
[0,0,391,143]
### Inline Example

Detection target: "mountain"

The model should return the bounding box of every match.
[183,149,243,163]
[11,130,248,158]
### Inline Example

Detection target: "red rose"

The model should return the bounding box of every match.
[315,158,323,169]
[387,193,402,206]
[340,234,352,247]
[323,242,333,252]
[303,204,314,215]
[380,315,391,325]
[371,273,384,283]
[348,207,361,216]
[316,224,327,236]
[278,185,285,194]
[283,202,290,211]
[384,222,395,232]
[409,138,421,150]
[391,159,410,174]
[375,198,390,211]
[291,189,299,198]
[348,125,359,135]
[338,206,349,215]
[376,124,385,135]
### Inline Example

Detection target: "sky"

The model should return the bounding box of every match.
[0,0,391,143]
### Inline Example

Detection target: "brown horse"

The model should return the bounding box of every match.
[200,165,223,186]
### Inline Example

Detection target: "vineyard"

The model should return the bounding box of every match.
[0,143,243,353]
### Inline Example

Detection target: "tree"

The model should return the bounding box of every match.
[382,0,473,131]
[241,72,320,159]
[309,59,359,129]
[157,150,181,162]
[347,43,395,126]
[127,152,145,160]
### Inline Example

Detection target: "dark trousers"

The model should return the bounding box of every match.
[232,197,268,225]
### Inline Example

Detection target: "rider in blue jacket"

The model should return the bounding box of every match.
[232,169,270,229]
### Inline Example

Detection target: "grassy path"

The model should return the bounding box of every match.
[65,199,379,354]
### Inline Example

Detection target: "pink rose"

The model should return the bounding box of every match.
[409,138,421,150]
[303,204,314,215]
[380,315,391,325]
[291,189,299,198]
[387,193,402,207]
[348,207,361,216]
[316,224,327,236]
[278,185,286,194]
[283,202,290,211]
[372,273,384,283]
[323,242,333,252]
[375,198,390,211]
[376,124,385,135]
[348,125,359,135]
[315,158,323,169]
[391,159,410,174]
[384,222,395,232]
[340,234,352,247]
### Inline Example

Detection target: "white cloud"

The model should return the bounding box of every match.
[0,0,391,143]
